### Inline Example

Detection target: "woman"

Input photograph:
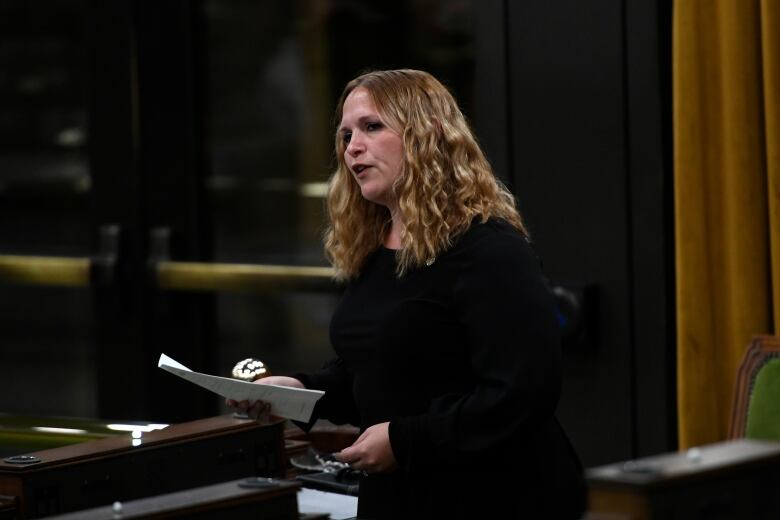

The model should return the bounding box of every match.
[232,69,586,519]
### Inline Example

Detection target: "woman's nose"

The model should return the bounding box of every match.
[346,134,364,156]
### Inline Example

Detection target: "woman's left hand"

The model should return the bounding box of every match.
[335,422,398,473]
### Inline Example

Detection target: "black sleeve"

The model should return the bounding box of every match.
[388,231,562,470]
[293,357,360,429]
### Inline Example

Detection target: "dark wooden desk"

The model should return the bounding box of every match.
[0,415,286,519]
[44,477,302,520]
[587,439,780,520]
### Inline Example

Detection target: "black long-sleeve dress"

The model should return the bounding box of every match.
[296,219,586,519]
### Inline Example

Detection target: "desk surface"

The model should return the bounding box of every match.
[587,438,780,488]
[45,477,301,519]
[0,415,279,473]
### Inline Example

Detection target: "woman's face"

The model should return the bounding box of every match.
[339,88,404,209]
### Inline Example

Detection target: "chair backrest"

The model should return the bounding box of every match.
[729,335,780,440]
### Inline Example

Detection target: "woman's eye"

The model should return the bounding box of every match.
[343,132,352,144]
[366,122,382,131]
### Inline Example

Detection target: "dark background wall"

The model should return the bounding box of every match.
[474,0,675,465]
[504,0,675,464]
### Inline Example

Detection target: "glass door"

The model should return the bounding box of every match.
[0,0,98,418]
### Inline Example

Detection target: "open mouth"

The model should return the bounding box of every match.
[352,164,370,175]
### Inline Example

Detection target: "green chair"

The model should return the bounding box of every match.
[729,335,780,440]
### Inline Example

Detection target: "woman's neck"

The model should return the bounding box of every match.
[384,209,403,249]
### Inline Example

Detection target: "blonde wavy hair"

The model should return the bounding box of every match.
[325,69,526,279]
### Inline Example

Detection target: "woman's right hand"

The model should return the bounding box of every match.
[226,376,305,421]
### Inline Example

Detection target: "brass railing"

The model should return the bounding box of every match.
[0,255,91,287]
[0,255,338,293]
[154,261,337,293]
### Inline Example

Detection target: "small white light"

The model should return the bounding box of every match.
[107,423,169,433]
[56,127,86,148]
[131,439,142,447]
[33,427,88,435]
[131,431,142,439]
[112,501,123,513]
[686,447,702,462]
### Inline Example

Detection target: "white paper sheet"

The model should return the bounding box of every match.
[297,488,358,520]
[157,353,324,422]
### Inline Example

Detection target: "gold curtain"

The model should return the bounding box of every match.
[674,0,780,448]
